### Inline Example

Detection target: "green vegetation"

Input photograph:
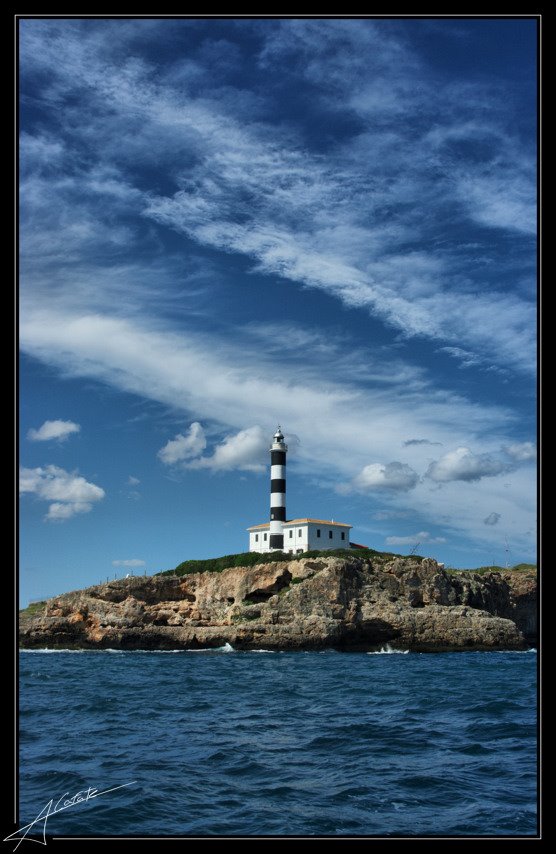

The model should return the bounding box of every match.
[19,601,47,617]
[446,563,537,576]
[156,547,535,580]
[156,546,424,578]
[512,563,537,573]
[158,551,290,577]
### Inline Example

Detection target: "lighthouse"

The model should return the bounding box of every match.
[269,426,287,550]
[247,427,355,553]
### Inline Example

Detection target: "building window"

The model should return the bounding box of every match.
[289,529,293,538]
[255,534,259,542]
[329,530,333,539]
[317,529,321,538]
[298,529,302,536]
[341,532,345,541]
[289,549,293,554]
[264,533,267,541]
[297,549,303,554]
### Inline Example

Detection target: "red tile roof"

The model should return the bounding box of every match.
[247,518,352,531]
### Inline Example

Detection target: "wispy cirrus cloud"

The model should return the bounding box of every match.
[18,20,536,560]
[503,441,537,462]
[21,306,514,485]
[385,531,447,546]
[20,19,536,374]
[112,559,145,568]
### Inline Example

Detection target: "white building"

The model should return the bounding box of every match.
[248,518,352,554]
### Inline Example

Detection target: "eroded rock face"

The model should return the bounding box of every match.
[19,558,537,652]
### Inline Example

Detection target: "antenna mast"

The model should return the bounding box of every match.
[504,537,511,569]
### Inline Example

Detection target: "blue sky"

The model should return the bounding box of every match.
[19,17,537,606]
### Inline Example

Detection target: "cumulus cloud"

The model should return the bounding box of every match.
[483,512,501,526]
[158,422,206,465]
[27,419,80,442]
[353,461,419,492]
[503,441,536,462]
[189,426,267,472]
[19,465,105,521]
[385,531,447,546]
[426,447,509,483]
[112,559,145,567]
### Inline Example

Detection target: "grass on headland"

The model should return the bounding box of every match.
[157,549,537,579]
[156,547,421,578]
[19,601,47,617]
[445,563,537,576]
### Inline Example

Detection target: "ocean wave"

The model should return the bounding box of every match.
[20,648,88,654]
[187,642,235,653]
[103,648,186,654]
[367,645,409,655]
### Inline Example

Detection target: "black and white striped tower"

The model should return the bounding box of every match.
[269,426,287,551]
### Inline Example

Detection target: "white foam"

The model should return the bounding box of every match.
[187,642,235,653]
[367,644,409,655]
[20,648,86,653]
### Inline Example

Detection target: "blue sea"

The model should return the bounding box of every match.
[18,647,537,838]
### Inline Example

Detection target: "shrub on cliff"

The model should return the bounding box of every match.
[156,546,414,577]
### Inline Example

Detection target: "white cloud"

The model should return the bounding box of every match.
[352,462,419,492]
[373,510,413,521]
[503,441,536,462]
[189,426,267,472]
[127,475,140,485]
[19,465,105,521]
[18,20,536,377]
[483,512,501,526]
[385,531,447,546]
[158,422,206,465]
[426,447,509,483]
[16,19,536,559]
[403,438,442,447]
[18,303,538,558]
[439,347,482,369]
[27,419,80,442]
[112,559,145,567]
[455,170,536,235]
[157,422,267,473]
[19,306,514,486]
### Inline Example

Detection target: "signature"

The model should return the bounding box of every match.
[4,781,136,850]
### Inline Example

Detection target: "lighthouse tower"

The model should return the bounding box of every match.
[269,426,287,550]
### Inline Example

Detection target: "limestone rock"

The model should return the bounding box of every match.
[19,557,536,652]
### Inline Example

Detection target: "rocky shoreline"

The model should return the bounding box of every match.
[19,556,537,652]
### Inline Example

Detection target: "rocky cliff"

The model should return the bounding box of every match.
[19,556,537,652]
